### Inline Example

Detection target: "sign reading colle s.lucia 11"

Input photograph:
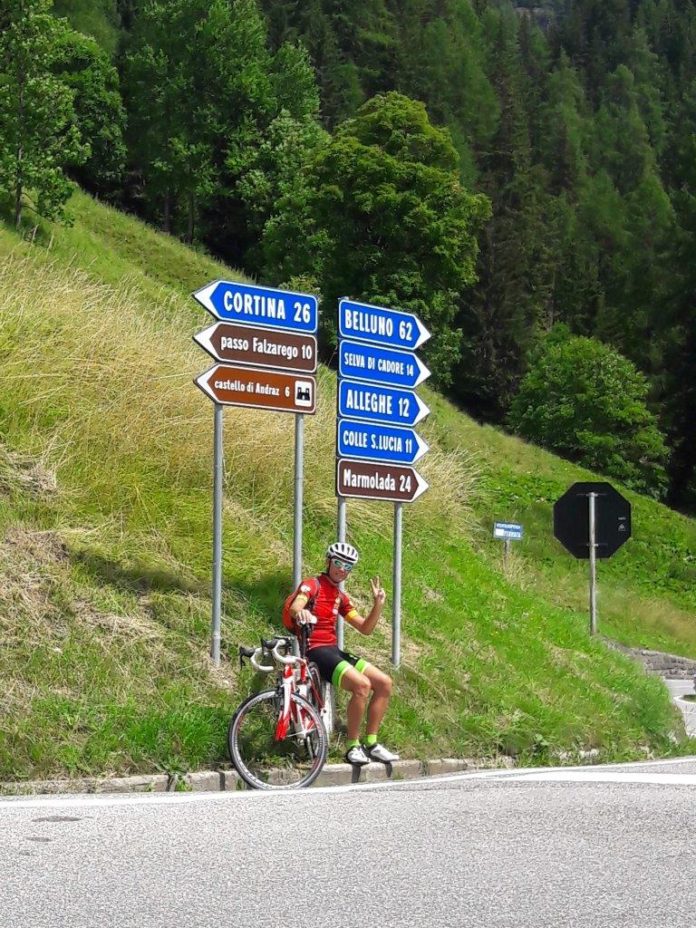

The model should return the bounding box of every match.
[193,280,318,334]
[339,298,430,351]
[337,420,429,465]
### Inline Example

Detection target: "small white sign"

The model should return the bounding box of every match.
[494,522,523,541]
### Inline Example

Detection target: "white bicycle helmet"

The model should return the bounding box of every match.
[326,541,359,565]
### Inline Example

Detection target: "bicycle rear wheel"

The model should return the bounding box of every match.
[308,662,336,736]
[228,690,328,790]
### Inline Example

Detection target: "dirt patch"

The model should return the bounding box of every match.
[0,448,57,499]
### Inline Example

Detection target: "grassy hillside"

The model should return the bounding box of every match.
[1,190,695,783]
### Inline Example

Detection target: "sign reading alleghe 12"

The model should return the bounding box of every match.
[338,379,430,427]
[193,280,318,334]
[336,458,428,503]
[194,322,317,373]
[195,364,316,414]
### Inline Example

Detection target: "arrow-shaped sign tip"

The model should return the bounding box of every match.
[413,470,429,501]
[415,319,431,349]
[414,393,431,425]
[415,358,432,387]
[192,281,218,314]
[414,434,430,463]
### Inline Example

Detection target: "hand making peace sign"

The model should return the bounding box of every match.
[371,575,386,607]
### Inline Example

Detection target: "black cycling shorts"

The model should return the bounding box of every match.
[307,645,369,688]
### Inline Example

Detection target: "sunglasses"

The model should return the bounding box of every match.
[331,558,354,572]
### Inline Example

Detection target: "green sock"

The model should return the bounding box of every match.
[365,734,377,746]
[346,738,361,749]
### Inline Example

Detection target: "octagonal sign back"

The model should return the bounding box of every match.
[553,481,631,559]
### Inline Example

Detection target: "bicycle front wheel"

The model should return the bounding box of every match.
[228,690,328,790]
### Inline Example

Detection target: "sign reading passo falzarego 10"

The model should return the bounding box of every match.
[335,298,431,503]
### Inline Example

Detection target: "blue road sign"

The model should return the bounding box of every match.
[337,420,429,466]
[339,299,430,351]
[339,339,431,390]
[193,280,318,333]
[338,378,429,427]
[493,522,523,541]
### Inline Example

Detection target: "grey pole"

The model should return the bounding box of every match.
[588,491,598,636]
[211,402,224,666]
[336,497,347,649]
[392,502,403,667]
[293,414,304,590]
[503,539,511,573]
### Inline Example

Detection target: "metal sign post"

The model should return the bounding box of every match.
[293,414,304,590]
[553,481,632,638]
[392,503,403,668]
[336,497,347,650]
[588,492,598,636]
[211,403,224,664]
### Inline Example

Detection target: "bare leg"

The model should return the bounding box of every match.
[339,666,372,740]
[361,664,393,737]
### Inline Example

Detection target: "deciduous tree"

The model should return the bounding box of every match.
[0,0,86,228]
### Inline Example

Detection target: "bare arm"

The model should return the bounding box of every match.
[345,576,386,636]
[289,592,315,625]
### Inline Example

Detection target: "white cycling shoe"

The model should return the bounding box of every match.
[345,744,370,765]
[366,743,400,763]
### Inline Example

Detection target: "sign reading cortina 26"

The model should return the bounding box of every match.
[194,322,317,374]
[195,364,316,414]
[336,459,428,503]
[193,280,318,334]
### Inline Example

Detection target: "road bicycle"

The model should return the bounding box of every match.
[228,627,332,789]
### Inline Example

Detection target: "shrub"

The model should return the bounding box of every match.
[507,328,669,498]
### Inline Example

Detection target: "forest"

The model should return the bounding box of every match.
[2,0,696,511]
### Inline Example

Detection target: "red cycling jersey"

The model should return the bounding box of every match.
[284,572,359,648]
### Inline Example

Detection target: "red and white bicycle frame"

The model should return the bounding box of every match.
[249,639,323,743]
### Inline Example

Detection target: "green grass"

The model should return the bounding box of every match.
[0,188,695,783]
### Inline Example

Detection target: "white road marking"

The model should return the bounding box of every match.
[1,756,695,811]
[510,771,696,786]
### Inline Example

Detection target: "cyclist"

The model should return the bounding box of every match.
[285,542,400,766]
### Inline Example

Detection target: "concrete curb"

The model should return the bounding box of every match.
[0,756,516,797]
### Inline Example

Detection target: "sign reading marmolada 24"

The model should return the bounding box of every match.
[336,298,431,503]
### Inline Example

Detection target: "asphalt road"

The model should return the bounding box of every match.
[3,757,696,928]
